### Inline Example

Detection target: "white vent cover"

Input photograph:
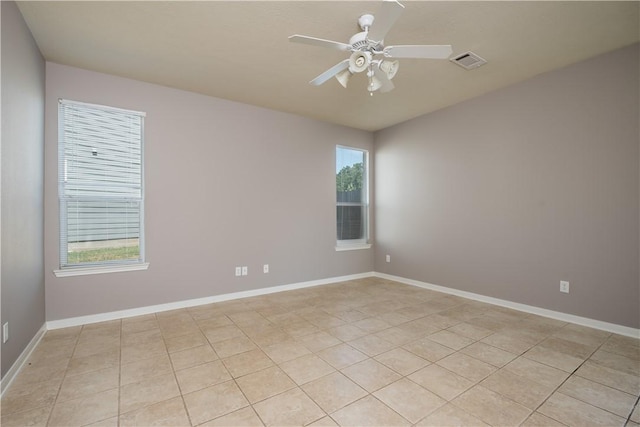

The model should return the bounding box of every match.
[451,51,487,70]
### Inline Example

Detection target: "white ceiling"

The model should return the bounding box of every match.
[17,1,639,131]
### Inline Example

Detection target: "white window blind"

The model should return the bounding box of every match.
[58,99,145,268]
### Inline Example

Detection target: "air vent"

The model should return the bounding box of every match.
[451,51,487,70]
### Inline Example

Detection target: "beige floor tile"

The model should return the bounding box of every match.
[353,318,391,334]
[0,378,61,415]
[73,336,120,359]
[342,358,402,392]
[222,348,275,378]
[203,324,246,343]
[347,334,395,357]
[279,354,335,385]
[480,369,555,409]
[553,324,610,347]
[326,324,368,341]
[373,378,446,423]
[317,343,368,369]
[403,338,456,362]
[331,395,410,427]
[436,353,496,382]
[66,349,119,378]
[589,349,639,375]
[602,334,640,360]
[373,326,420,346]
[200,406,264,426]
[183,380,250,425]
[409,364,474,401]
[123,328,161,346]
[170,344,218,371]
[480,332,535,354]
[377,310,414,327]
[452,385,531,426]
[523,345,584,372]
[538,392,626,426]
[307,415,339,426]
[253,387,325,426]
[163,331,208,353]
[558,375,636,417]
[119,373,181,414]
[374,348,430,376]
[261,341,311,364]
[415,402,490,426]
[9,356,69,388]
[121,353,173,386]
[236,366,296,403]
[248,328,295,347]
[302,372,368,413]
[297,331,342,352]
[426,330,475,350]
[521,412,567,426]
[159,321,200,339]
[631,403,640,423]
[0,405,52,427]
[460,341,517,367]
[503,356,570,389]
[538,336,597,359]
[48,388,118,427]
[195,314,234,330]
[447,323,494,340]
[281,320,320,338]
[57,365,119,402]
[175,359,231,394]
[119,396,190,426]
[120,340,167,365]
[211,335,257,358]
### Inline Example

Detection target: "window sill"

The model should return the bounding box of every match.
[335,243,372,252]
[54,262,149,278]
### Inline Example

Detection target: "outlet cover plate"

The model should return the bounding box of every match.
[560,281,570,293]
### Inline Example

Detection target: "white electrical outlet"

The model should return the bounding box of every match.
[263,264,269,274]
[235,267,242,277]
[386,254,391,263]
[242,266,248,276]
[2,322,8,343]
[560,281,570,293]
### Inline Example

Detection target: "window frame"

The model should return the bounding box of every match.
[54,99,149,277]
[335,145,371,251]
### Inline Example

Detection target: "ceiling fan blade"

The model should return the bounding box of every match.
[373,66,395,93]
[310,60,350,86]
[289,35,352,52]
[384,45,453,59]
[367,0,404,43]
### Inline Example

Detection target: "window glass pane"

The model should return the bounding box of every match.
[337,205,366,241]
[336,146,368,243]
[59,100,144,268]
[66,200,140,264]
[336,147,365,204]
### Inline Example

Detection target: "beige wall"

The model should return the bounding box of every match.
[44,63,374,321]
[1,1,46,376]
[374,44,640,328]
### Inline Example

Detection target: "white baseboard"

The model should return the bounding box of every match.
[375,272,640,339]
[1,323,47,397]
[47,272,376,330]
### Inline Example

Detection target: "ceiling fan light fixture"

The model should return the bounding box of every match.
[335,69,352,88]
[379,59,399,80]
[349,51,371,73]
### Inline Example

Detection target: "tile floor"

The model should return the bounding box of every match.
[1,277,639,426]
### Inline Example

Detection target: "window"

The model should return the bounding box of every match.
[57,99,147,275]
[336,145,370,249]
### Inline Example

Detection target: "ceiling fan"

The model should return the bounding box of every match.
[289,0,453,94]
